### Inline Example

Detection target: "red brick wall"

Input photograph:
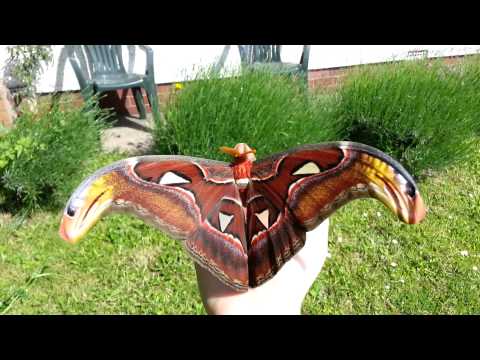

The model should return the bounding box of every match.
[308,67,350,91]
[307,54,469,93]
[98,83,175,117]
[51,54,472,117]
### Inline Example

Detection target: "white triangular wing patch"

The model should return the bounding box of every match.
[159,172,190,185]
[255,209,269,229]
[292,162,321,175]
[219,212,234,232]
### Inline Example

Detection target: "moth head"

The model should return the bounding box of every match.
[59,160,129,244]
[220,143,256,161]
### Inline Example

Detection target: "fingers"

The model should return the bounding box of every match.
[195,219,330,315]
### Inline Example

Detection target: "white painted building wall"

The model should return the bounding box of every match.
[0,45,479,94]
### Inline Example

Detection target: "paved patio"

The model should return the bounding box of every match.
[101,112,159,155]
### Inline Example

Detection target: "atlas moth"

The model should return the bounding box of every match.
[60,142,426,291]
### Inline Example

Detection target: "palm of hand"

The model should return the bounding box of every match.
[195,219,330,315]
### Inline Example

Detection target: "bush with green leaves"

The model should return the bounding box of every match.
[6,45,53,98]
[335,58,479,177]
[154,67,342,161]
[0,97,110,213]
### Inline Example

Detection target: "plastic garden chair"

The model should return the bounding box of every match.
[66,45,160,121]
[238,45,310,85]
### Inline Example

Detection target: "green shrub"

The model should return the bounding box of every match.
[335,58,479,177]
[457,55,480,135]
[0,97,110,213]
[154,67,341,161]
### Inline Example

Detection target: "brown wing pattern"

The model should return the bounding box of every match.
[249,141,425,286]
[126,156,249,290]
[243,185,306,287]
[244,144,346,286]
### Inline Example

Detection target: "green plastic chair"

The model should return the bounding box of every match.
[238,45,310,85]
[66,45,160,121]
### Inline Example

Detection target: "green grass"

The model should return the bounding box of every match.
[1,138,479,314]
[0,212,203,314]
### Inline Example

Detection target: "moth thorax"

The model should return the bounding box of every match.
[233,160,252,179]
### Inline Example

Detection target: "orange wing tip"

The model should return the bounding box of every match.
[59,216,82,244]
[411,194,427,224]
[59,224,69,242]
[59,218,74,244]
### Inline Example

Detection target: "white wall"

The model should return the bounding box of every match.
[0,45,479,94]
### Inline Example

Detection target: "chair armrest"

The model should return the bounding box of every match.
[66,48,88,89]
[300,45,311,72]
[138,45,155,80]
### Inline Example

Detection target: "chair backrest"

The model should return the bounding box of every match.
[238,45,282,65]
[82,45,127,77]
[66,45,138,81]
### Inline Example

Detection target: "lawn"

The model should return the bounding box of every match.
[1,139,479,315]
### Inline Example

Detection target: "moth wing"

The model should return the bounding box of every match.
[249,141,425,286]
[131,155,249,290]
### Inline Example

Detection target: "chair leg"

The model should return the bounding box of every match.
[144,79,161,123]
[80,84,97,113]
[302,71,309,92]
[133,87,147,119]
[292,71,309,93]
[80,84,95,102]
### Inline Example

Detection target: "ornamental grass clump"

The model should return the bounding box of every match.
[456,55,480,135]
[335,58,479,177]
[153,67,342,161]
[0,97,110,213]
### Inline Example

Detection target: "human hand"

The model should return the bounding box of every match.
[195,218,330,315]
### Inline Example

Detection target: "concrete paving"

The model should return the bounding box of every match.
[101,113,158,156]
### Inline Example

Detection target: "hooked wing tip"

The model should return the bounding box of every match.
[410,193,427,224]
[59,217,74,243]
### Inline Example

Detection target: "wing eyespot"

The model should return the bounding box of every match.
[405,181,416,198]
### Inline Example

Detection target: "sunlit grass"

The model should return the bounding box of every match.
[1,138,478,314]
